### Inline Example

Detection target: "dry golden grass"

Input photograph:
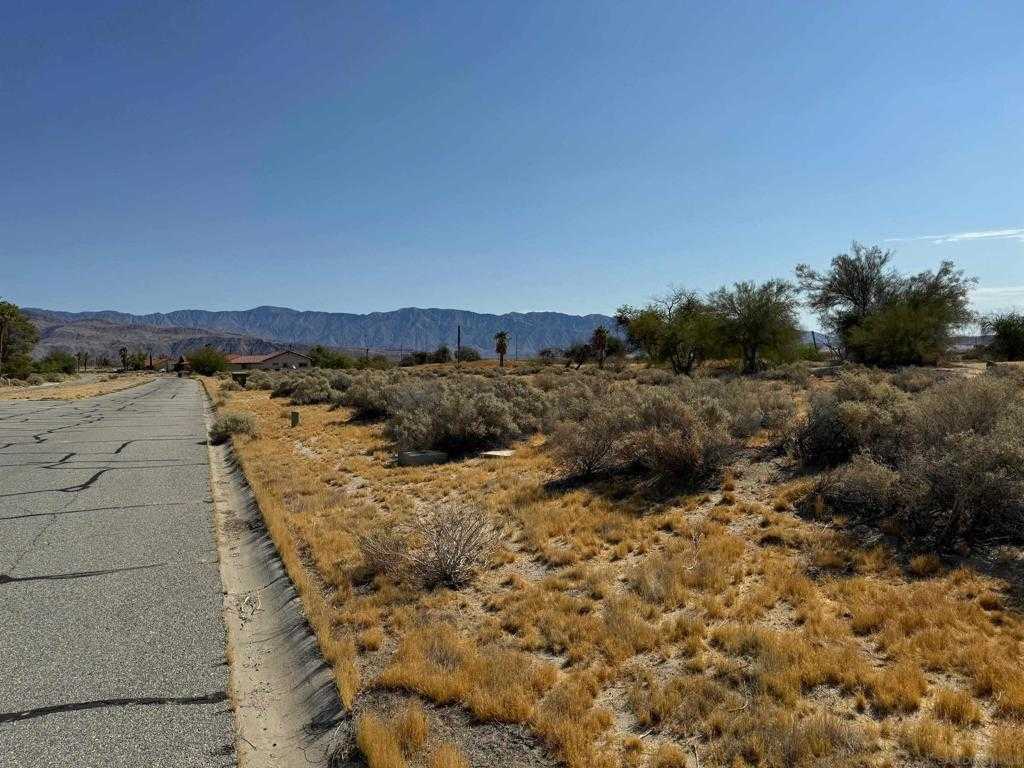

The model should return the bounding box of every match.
[0,373,154,400]
[649,742,687,768]
[394,699,428,755]
[989,724,1024,768]
[203,373,1024,768]
[932,686,982,725]
[429,742,470,768]
[899,717,975,764]
[357,711,406,768]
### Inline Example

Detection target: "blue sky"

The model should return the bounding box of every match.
[2,1,1022,321]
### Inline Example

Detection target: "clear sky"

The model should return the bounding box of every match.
[2,1,1022,319]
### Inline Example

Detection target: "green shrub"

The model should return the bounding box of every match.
[187,346,229,376]
[985,312,1024,361]
[209,413,256,444]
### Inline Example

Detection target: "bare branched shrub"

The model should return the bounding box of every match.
[357,528,408,578]
[405,504,499,588]
[359,504,498,589]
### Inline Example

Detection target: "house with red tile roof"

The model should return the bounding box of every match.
[225,350,312,371]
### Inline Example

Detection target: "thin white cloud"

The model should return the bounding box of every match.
[972,285,1024,296]
[886,228,1024,245]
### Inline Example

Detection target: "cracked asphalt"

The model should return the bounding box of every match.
[0,377,235,768]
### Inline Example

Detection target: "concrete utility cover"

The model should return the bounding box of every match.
[396,450,448,466]
[481,449,514,459]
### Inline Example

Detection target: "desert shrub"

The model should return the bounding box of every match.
[359,504,497,589]
[405,504,499,588]
[187,346,228,376]
[337,371,398,419]
[891,366,943,393]
[329,371,353,391]
[26,373,45,385]
[245,370,275,390]
[985,311,1024,361]
[289,377,334,405]
[760,361,812,386]
[270,375,301,398]
[549,385,735,486]
[635,367,675,386]
[810,454,902,520]
[680,377,797,438]
[219,378,242,392]
[793,373,908,467]
[906,375,1019,450]
[209,413,256,444]
[385,375,548,453]
[811,375,1024,548]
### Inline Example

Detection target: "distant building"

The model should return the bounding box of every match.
[226,350,312,371]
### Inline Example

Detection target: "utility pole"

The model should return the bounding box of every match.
[514,334,518,361]
[456,325,462,368]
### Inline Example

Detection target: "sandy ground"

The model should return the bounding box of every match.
[205,394,341,767]
[0,373,156,401]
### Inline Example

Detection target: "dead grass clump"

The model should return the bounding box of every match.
[709,707,874,768]
[932,686,981,725]
[357,711,406,768]
[868,660,928,714]
[989,724,1024,768]
[394,699,428,755]
[533,671,612,768]
[627,668,740,729]
[378,625,556,724]
[648,742,688,768]
[909,553,943,577]
[898,716,975,765]
[429,743,470,768]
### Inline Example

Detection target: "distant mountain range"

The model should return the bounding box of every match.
[26,311,283,361]
[26,306,617,359]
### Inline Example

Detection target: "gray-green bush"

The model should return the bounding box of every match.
[808,372,1024,547]
[209,413,256,445]
[548,384,736,486]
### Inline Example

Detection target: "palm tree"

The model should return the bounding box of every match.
[494,331,509,367]
[591,325,609,368]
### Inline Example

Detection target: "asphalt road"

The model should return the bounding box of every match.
[0,377,235,768]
